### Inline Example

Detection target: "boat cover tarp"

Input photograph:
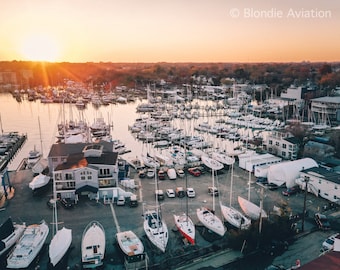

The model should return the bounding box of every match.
[267,158,318,188]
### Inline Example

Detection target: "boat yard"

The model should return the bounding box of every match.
[0,160,338,269]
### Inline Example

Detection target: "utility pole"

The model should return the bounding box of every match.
[301,176,310,232]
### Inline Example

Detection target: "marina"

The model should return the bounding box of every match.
[0,91,339,269]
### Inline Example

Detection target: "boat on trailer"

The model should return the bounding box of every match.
[0,218,25,257]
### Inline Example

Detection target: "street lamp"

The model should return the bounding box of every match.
[301,175,310,232]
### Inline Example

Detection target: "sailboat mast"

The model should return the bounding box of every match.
[38,117,43,157]
[229,163,234,207]
[212,169,215,212]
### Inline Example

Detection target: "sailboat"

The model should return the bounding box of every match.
[173,172,195,245]
[81,221,106,268]
[48,174,72,267]
[220,163,251,230]
[197,156,225,237]
[143,167,168,252]
[238,196,268,220]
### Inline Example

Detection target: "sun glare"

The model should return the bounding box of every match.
[20,34,60,62]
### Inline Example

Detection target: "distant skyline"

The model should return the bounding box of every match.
[1,0,340,63]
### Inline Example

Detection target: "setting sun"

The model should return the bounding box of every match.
[20,33,60,62]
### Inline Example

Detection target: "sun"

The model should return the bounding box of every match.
[20,33,60,62]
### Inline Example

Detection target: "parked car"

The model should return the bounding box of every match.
[176,187,185,198]
[256,177,268,184]
[282,186,299,196]
[166,188,175,198]
[176,168,185,178]
[188,167,201,177]
[147,168,155,178]
[138,169,146,178]
[265,183,279,190]
[208,186,219,196]
[158,169,166,180]
[129,195,138,207]
[186,187,196,198]
[60,198,73,209]
[321,233,339,252]
[116,195,126,206]
[314,213,331,230]
[155,189,165,201]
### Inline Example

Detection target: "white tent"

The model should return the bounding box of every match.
[267,158,318,188]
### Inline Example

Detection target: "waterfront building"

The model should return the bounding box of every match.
[47,141,132,203]
[263,130,300,160]
[310,96,340,124]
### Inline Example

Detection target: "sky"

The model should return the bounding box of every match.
[1,0,340,63]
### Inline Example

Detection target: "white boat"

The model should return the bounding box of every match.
[143,209,168,253]
[173,213,195,244]
[220,203,251,230]
[49,227,72,267]
[220,164,251,230]
[48,192,72,267]
[141,154,160,168]
[116,230,144,256]
[201,155,224,170]
[211,152,235,166]
[81,221,106,268]
[27,146,41,169]
[238,196,268,220]
[0,218,25,257]
[196,207,225,237]
[7,220,49,269]
[28,173,50,191]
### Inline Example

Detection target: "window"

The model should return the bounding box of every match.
[65,173,73,180]
[269,140,273,145]
[52,158,58,162]
[276,142,280,146]
[88,175,92,180]
[55,173,61,180]
[81,176,86,180]
[282,144,287,149]
[282,151,286,157]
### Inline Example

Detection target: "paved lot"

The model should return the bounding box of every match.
[0,164,339,270]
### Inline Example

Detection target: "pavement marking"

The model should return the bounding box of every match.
[110,203,120,233]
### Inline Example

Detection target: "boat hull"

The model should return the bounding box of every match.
[196,207,225,237]
[173,214,195,244]
[81,221,106,268]
[0,219,25,257]
[143,210,168,253]
[116,230,144,257]
[7,220,49,269]
[28,173,50,190]
[220,203,251,230]
[49,227,72,267]
[238,196,268,220]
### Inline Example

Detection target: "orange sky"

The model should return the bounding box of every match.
[0,0,339,62]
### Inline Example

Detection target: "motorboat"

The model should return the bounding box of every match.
[49,227,72,267]
[0,218,25,257]
[173,213,195,244]
[7,220,49,269]
[116,230,144,256]
[81,221,106,268]
[143,209,168,253]
[27,146,41,169]
[196,207,225,237]
[238,196,268,220]
[220,203,251,230]
[141,154,160,168]
[201,155,223,171]
[28,173,50,191]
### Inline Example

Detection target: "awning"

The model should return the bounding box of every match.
[75,185,98,194]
